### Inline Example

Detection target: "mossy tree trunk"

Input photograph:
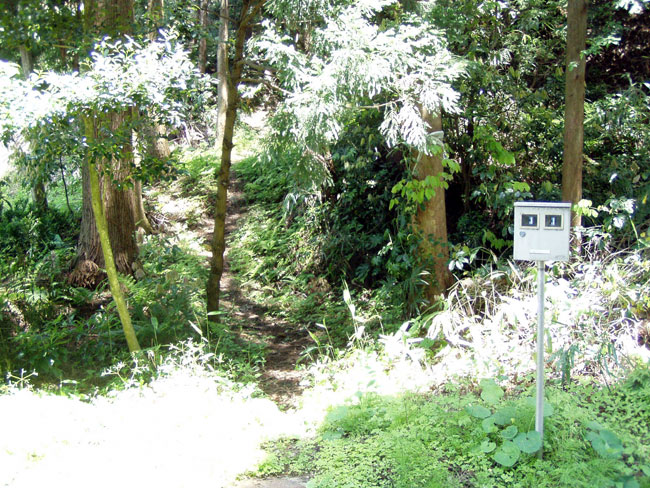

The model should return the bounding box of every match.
[206,0,264,322]
[88,155,141,353]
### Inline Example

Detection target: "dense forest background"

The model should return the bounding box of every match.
[0,1,649,487]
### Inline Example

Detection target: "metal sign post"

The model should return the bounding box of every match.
[513,202,571,458]
[535,260,545,451]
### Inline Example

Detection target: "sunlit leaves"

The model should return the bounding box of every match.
[1,32,206,139]
[257,0,464,175]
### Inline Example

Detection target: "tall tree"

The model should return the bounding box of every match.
[132,0,170,235]
[206,0,265,320]
[562,0,588,229]
[213,0,229,152]
[75,0,141,350]
[69,0,139,289]
[2,0,49,212]
[414,109,453,298]
[257,1,463,304]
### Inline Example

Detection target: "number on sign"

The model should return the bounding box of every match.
[521,214,538,228]
[544,214,562,228]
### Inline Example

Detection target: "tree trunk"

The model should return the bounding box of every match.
[561,0,587,229]
[214,0,229,152]
[206,0,263,321]
[70,0,139,286]
[18,45,33,77]
[134,179,154,234]
[70,156,104,287]
[70,114,138,287]
[148,0,164,39]
[197,0,210,74]
[207,0,233,320]
[89,153,141,352]
[413,109,453,303]
[31,178,48,213]
[130,0,169,235]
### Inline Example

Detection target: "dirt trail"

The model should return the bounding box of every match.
[215,121,313,487]
[206,117,312,410]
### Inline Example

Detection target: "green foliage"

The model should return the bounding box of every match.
[0,0,82,72]
[257,0,464,229]
[261,375,650,488]
[1,33,207,184]
[418,0,650,252]
[585,422,625,460]
[0,197,78,270]
[466,379,545,467]
[176,147,219,188]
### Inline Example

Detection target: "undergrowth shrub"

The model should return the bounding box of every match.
[0,197,79,270]
[404,241,650,384]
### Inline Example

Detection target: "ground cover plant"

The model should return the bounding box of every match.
[256,369,650,488]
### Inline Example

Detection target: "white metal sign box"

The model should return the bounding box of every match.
[513,202,572,261]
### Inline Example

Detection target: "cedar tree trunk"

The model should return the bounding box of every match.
[88,154,141,352]
[561,0,588,229]
[413,109,453,303]
[70,0,139,286]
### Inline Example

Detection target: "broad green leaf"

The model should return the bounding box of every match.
[466,404,492,419]
[493,441,520,467]
[587,429,623,459]
[500,425,518,440]
[492,406,516,425]
[480,379,504,405]
[480,440,496,453]
[514,431,542,454]
[482,416,498,434]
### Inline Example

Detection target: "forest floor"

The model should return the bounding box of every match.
[189,115,314,487]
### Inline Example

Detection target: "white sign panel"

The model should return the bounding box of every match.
[513,202,571,261]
